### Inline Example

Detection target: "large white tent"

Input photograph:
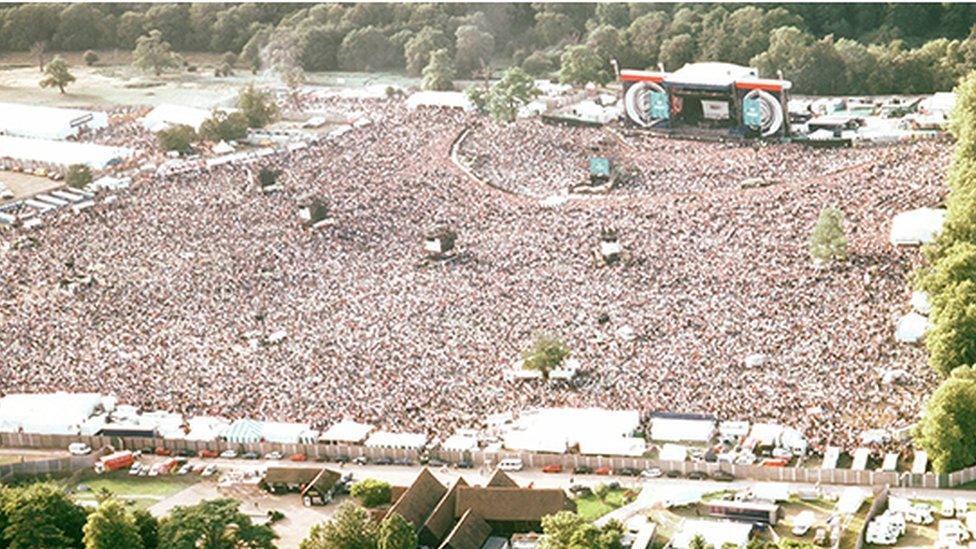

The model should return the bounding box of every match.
[141,104,214,132]
[890,208,945,246]
[0,392,105,435]
[0,135,132,169]
[500,408,641,455]
[319,419,374,444]
[650,415,715,443]
[364,431,428,450]
[0,103,108,140]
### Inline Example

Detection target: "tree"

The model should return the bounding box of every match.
[376,513,416,549]
[240,24,272,74]
[484,66,538,122]
[521,50,556,76]
[237,86,278,128]
[157,499,276,549]
[29,41,47,72]
[83,50,99,66]
[919,243,976,314]
[689,535,708,549]
[65,164,92,189]
[156,124,197,153]
[298,25,343,72]
[133,29,180,77]
[926,281,976,377]
[339,26,394,71]
[422,49,454,91]
[659,33,697,71]
[915,366,976,472]
[540,511,622,549]
[198,111,249,142]
[521,334,569,377]
[300,503,376,549]
[83,500,143,549]
[559,44,606,86]
[585,25,627,79]
[54,4,107,51]
[454,24,494,77]
[349,479,391,508]
[2,483,87,549]
[808,207,848,263]
[627,12,669,65]
[131,510,159,549]
[39,56,75,94]
[592,483,610,502]
[405,26,448,76]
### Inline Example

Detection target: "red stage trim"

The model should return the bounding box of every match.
[619,70,666,83]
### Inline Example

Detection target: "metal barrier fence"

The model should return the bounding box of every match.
[1,432,972,489]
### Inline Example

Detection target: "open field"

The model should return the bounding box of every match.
[574,487,633,521]
[69,470,201,511]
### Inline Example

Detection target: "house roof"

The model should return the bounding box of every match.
[455,487,575,522]
[387,468,448,530]
[264,466,340,496]
[486,469,518,488]
[439,508,491,549]
[424,478,469,543]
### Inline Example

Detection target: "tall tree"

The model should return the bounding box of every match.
[2,483,88,549]
[454,24,494,77]
[559,44,607,86]
[915,366,976,472]
[133,29,180,77]
[83,500,143,549]
[926,281,976,377]
[376,513,416,549]
[422,48,455,91]
[237,85,279,128]
[338,26,394,71]
[39,56,75,94]
[131,510,159,549]
[300,503,377,549]
[809,206,848,263]
[485,66,539,122]
[405,26,449,76]
[157,499,276,549]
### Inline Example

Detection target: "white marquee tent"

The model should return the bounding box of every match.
[319,420,374,444]
[0,135,132,169]
[0,392,105,435]
[364,431,428,450]
[0,103,108,140]
[500,408,641,455]
[141,104,215,132]
[651,416,715,443]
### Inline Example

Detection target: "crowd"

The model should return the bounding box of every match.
[0,96,951,456]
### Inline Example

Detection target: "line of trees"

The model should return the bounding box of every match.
[914,72,976,474]
[4,4,976,95]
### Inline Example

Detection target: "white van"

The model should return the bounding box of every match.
[68,442,92,455]
[955,498,969,516]
[498,458,524,472]
[942,498,956,518]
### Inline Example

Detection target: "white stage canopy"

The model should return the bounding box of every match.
[141,104,214,132]
[500,407,641,455]
[895,312,931,343]
[320,419,374,444]
[0,103,108,140]
[0,135,132,169]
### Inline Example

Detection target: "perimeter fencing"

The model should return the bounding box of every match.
[2,432,969,488]
[0,454,97,482]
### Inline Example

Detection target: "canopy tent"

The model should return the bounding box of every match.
[223,419,263,444]
[671,520,751,549]
[0,392,104,435]
[895,312,931,343]
[364,431,428,450]
[442,432,479,453]
[141,104,215,132]
[912,450,928,474]
[822,446,841,470]
[881,452,899,472]
[650,415,715,443]
[851,447,871,471]
[406,91,474,111]
[0,135,132,170]
[658,443,687,462]
[890,208,945,246]
[212,141,235,155]
[500,407,641,455]
[319,419,373,444]
[0,103,108,140]
[260,421,317,444]
[578,437,647,457]
[184,416,230,442]
[836,487,867,514]
[752,483,791,502]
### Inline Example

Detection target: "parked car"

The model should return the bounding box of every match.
[666,469,682,478]
[594,466,612,476]
[374,457,393,465]
[264,451,283,460]
[242,452,259,460]
[192,464,205,474]
[202,464,218,477]
[569,485,592,496]
[128,463,142,476]
[498,458,524,472]
[712,470,735,482]
[456,459,473,469]
[68,443,92,456]
[942,498,955,518]
[290,453,307,462]
[154,447,172,457]
[177,464,193,475]
[335,455,350,464]
[640,467,663,479]
[219,450,238,459]
[686,470,709,480]
[176,449,195,457]
[542,464,563,474]
[760,457,789,467]
[573,465,593,475]
[394,457,414,466]
[353,456,368,465]
[428,458,449,467]
[618,467,640,477]
[198,449,218,458]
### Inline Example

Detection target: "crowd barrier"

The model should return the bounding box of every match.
[0,432,968,489]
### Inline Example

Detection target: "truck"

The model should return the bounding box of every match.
[94,451,135,474]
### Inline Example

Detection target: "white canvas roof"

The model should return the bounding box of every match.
[260,421,317,444]
[320,419,373,444]
[658,443,687,462]
[0,135,132,169]
[822,446,841,470]
[500,407,640,454]
[851,447,871,471]
[651,417,715,442]
[836,487,867,514]
[223,418,263,443]
[442,432,479,452]
[365,431,428,450]
[141,104,214,132]
[0,392,103,435]
[185,416,230,442]
[890,208,945,246]
[895,312,931,343]
[578,437,646,457]
[406,91,474,111]
[748,423,784,446]
[718,420,750,438]
[912,450,928,474]
[881,452,899,472]
[0,102,108,140]
[752,483,791,502]
[666,62,757,87]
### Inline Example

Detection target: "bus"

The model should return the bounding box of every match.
[706,500,780,526]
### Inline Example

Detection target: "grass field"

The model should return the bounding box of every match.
[70,471,200,511]
[575,488,633,521]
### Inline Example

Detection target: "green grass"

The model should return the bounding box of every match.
[69,471,199,511]
[575,489,632,521]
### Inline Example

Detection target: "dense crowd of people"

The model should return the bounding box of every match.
[0,95,951,456]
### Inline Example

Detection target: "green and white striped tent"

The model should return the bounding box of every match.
[223,419,263,444]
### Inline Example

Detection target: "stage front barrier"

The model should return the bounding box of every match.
[0,432,969,488]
